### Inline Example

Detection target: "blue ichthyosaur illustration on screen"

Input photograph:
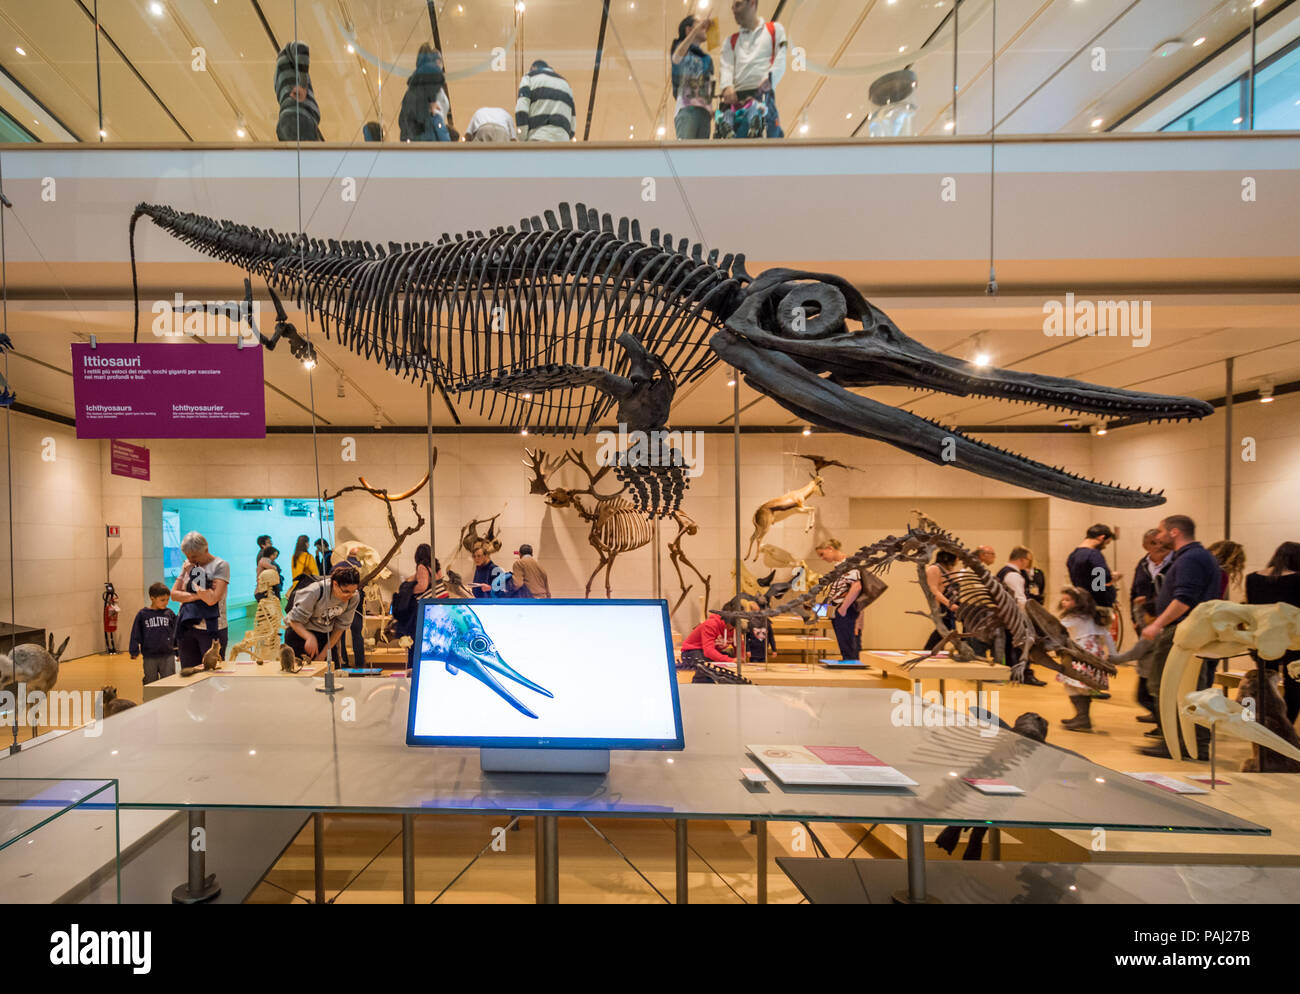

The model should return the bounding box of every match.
[423,604,554,718]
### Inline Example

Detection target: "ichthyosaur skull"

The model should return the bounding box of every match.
[129,202,1211,512]
[422,603,553,719]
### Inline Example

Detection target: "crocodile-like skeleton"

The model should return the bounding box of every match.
[726,513,1115,691]
[129,202,1211,515]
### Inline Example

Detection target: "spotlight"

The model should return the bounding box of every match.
[971,332,991,368]
[1259,381,1275,403]
[15,47,25,56]
[521,392,532,400]
[302,358,316,371]
[802,426,812,436]
[727,378,737,387]
[149,2,164,17]
[520,427,529,436]
[1090,424,1108,436]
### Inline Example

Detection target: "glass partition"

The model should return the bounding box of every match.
[0,777,119,903]
[0,0,1293,145]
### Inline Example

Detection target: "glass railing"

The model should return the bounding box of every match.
[0,0,1293,146]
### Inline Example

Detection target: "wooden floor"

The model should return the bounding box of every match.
[30,651,1262,902]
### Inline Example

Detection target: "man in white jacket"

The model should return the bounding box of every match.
[719,0,787,138]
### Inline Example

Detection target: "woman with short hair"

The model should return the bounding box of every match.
[171,531,230,672]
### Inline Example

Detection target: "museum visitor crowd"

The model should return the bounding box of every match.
[271,0,788,145]
[133,508,1300,765]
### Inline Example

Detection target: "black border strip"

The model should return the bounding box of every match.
[249,0,280,54]
[582,0,611,143]
[0,61,80,141]
[71,0,193,141]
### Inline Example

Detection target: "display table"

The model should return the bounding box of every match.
[1054,772,1300,866]
[778,857,1300,904]
[860,651,1012,697]
[143,660,327,702]
[0,682,1266,904]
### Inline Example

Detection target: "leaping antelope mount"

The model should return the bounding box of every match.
[524,448,710,610]
[746,474,824,560]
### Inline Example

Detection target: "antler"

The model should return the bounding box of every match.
[522,448,568,495]
[564,448,619,496]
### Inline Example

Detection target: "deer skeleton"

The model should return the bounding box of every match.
[524,447,710,610]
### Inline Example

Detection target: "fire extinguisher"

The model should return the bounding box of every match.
[103,582,121,654]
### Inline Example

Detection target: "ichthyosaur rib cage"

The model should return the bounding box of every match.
[130,202,751,514]
[130,207,741,404]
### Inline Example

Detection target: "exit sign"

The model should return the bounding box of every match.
[106,525,120,538]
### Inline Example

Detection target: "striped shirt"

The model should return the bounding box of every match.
[516,64,576,142]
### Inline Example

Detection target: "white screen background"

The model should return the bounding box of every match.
[410,602,680,742]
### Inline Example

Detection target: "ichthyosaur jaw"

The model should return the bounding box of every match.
[425,605,553,719]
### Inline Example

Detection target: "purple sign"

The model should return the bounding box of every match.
[110,440,151,481]
[72,344,265,439]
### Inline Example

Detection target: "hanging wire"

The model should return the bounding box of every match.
[986,0,998,296]
[0,150,16,752]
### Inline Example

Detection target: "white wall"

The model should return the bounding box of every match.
[0,412,105,658]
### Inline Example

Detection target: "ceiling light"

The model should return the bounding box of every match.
[727,377,737,387]
[971,333,991,368]
[235,127,246,138]
[457,3,463,10]
[1233,116,1243,124]
[1193,37,1206,47]
[98,129,107,138]
[1259,381,1275,403]
[149,2,164,17]
[802,426,812,436]
[346,43,355,54]
[1090,424,1108,436]
[1152,39,1185,58]
[522,392,532,400]
[516,1,526,12]
[520,427,529,436]
[14,47,25,56]
[1090,117,1104,128]
[798,123,809,134]
[302,358,316,370]
[845,112,852,119]
[944,120,954,131]
[656,125,665,137]
[898,45,906,53]
[1252,0,1264,7]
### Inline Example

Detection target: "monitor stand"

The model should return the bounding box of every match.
[480,748,610,775]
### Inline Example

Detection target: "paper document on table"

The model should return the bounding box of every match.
[747,744,917,788]
[1125,772,1209,795]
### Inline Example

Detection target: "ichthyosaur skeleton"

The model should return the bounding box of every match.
[422,604,553,719]
[129,201,1211,514]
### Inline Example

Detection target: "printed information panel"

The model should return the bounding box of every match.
[71,344,265,439]
[109,439,150,480]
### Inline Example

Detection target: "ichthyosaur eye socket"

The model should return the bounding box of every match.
[468,635,491,654]
[771,282,848,340]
